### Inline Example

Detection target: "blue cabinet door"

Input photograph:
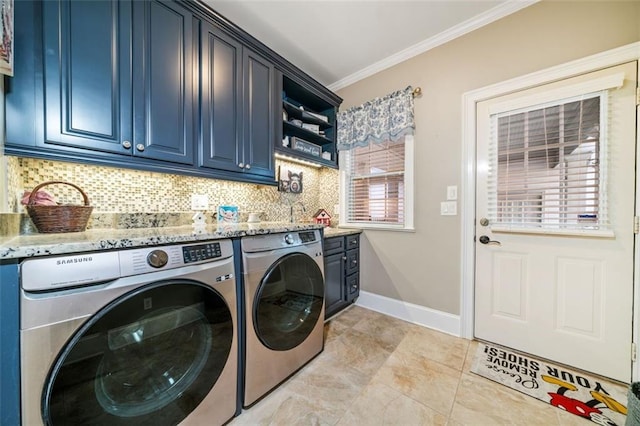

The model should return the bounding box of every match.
[199,21,243,172]
[0,261,20,426]
[40,0,194,165]
[243,49,275,179]
[132,0,194,165]
[42,0,133,155]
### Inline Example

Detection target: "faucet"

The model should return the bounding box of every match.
[290,201,306,223]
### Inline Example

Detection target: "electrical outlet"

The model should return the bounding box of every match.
[334,204,340,215]
[447,185,458,200]
[191,194,209,211]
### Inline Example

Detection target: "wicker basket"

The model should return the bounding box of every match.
[26,181,93,233]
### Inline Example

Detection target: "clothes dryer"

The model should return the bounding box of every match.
[241,230,324,407]
[20,240,238,426]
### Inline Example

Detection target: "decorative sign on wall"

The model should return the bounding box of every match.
[0,0,13,76]
[277,166,303,194]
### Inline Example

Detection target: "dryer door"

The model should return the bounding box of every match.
[42,281,233,425]
[254,252,324,351]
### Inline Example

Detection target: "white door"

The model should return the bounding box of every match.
[475,61,638,382]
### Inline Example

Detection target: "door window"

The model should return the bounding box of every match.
[254,253,323,351]
[488,93,607,232]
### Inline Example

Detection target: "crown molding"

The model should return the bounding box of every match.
[328,0,539,92]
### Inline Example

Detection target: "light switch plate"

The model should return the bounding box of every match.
[191,194,209,210]
[447,185,458,200]
[440,201,457,216]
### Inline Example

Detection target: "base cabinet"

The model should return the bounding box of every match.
[0,262,20,426]
[324,234,360,319]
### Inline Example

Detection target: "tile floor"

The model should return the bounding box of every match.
[230,305,625,425]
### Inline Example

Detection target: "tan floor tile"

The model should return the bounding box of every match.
[235,307,613,426]
[395,325,470,371]
[337,380,447,426]
[330,305,383,328]
[351,311,414,352]
[449,373,562,425]
[323,328,394,378]
[462,340,481,373]
[324,318,350,343]
[372,347,461,416]
[230,387,296,425]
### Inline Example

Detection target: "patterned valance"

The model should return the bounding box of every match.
[337,86,415,151]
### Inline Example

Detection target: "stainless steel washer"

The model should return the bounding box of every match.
[20,240,238,426]
[241,230,324,407]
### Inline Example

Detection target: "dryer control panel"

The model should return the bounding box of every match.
[183,242,222,263]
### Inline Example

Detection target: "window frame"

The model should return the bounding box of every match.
[339,135,414,231]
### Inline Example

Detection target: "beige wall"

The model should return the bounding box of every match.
[337,1,640,315]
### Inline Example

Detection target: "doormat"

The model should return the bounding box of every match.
[470,342,628,425]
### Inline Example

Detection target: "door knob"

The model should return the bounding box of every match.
[122,140,132,149]
[136,143,145,152]
[478,235,501,246]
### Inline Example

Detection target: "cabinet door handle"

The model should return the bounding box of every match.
[136,143,145,152]
[122,140,132,149]
[351,260,358,266]
[349,239,357,245]
[238,162,244,168]
[245,164,251,170]
[342,256,347,261]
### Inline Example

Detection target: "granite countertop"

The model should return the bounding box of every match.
[0,222,325,260]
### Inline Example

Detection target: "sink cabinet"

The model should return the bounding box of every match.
[324,234,360,319]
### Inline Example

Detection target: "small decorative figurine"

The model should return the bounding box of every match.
[313,209,331,227]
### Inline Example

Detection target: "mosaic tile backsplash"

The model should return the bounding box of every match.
[4,156,340,233]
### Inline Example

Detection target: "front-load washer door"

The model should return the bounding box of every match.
[254,253,324,351]
[42,280,233,425]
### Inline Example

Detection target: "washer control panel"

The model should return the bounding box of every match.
[182,242,222,264]
[298,231,316,243]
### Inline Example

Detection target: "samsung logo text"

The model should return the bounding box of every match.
[56,257,93,265]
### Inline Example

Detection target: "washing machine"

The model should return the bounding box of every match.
[241,229,324,407]
[20,239,239,426]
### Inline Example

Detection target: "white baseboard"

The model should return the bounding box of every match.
[355,291,462,337]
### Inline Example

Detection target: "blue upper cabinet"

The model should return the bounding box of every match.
[4,0,339,184]
[40,0,194,165]
[131,0,194,164]
[42,0,133,155]
[199,22,275,180]
[199,22,243,172]
[243,49,275,178]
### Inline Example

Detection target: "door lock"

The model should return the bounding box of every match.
[479,218,489,226]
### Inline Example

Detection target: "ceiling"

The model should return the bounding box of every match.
[204,1,536,90]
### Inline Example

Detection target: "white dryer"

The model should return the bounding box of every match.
[241,230,324,407]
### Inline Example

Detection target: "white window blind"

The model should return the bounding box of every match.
[487,92,608,232]
[345,138,406,225]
